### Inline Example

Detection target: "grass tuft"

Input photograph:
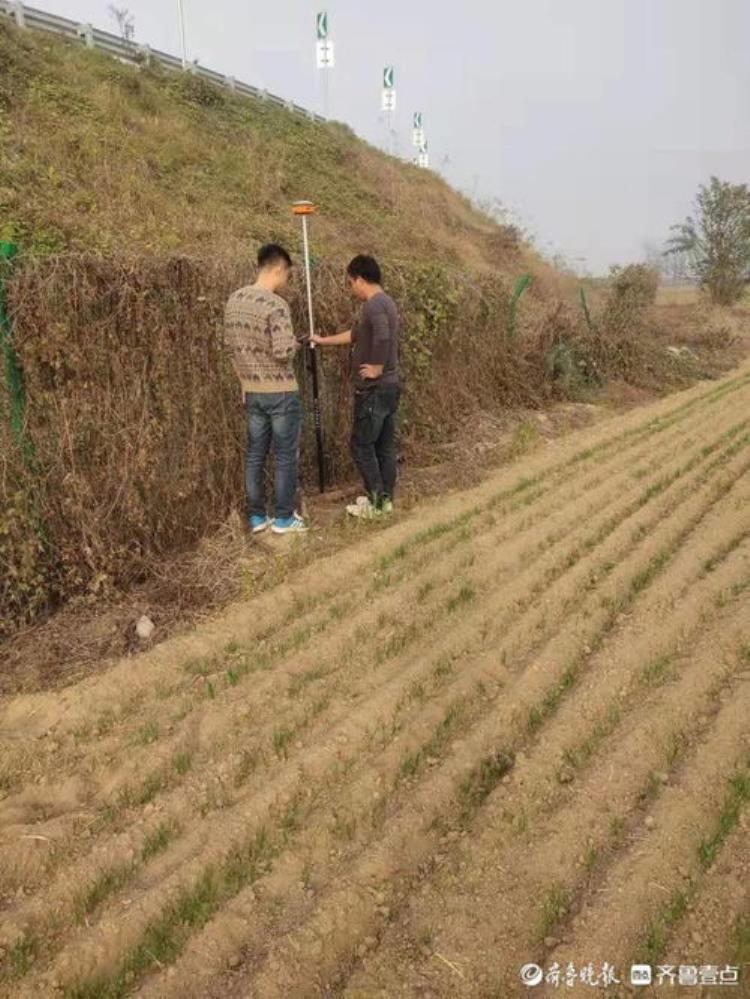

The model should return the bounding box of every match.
[458,750,514,821]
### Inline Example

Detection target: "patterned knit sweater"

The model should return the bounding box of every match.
[224,285,301,394]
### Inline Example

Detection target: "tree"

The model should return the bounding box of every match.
[108,5,135,42]
[667,176,750,305]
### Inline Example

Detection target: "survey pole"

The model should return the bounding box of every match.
[292,201,326,493]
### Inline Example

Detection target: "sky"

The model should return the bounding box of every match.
[26,0,750,274]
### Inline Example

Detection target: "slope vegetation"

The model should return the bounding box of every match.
[0,17,528,274]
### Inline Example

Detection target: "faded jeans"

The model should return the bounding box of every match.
[245,391,302,521]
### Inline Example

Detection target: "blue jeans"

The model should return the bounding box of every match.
[245,392,302,521]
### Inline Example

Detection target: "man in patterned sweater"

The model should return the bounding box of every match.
[224,244,308,534]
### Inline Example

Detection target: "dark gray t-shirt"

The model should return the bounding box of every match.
[351,291,400,391]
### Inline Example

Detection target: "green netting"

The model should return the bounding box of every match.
[0,243,49,561]
[0,241,32,460]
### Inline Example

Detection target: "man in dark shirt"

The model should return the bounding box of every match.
[312,254,401,518]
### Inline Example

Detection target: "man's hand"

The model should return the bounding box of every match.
[310,334,325,345]
[311,330,352,346]
[359,363,384,380]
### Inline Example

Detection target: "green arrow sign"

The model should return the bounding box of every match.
[316,11,328,39]
[413,111,423,128]
[383,66,395,89]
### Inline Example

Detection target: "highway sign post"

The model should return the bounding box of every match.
[382,65,396,109]
[382,66,397,153]
[315,12,334,118]
[412,111,424,146]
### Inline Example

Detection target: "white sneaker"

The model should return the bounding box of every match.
[248,515,271,534]
[272,512,309,534]
[346,497,382,519]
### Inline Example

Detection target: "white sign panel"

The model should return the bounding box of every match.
[412,127,425,147]
[316,39,335,68]
[382,89,397,112]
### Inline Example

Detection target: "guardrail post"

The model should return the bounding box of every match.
[259,88,268,102]
[136,43,151,65]
[285,98,294,113]
[10,1,26,28]
[307,109,315,122]
[77,22,94,48]
[188,58,199,75]
[224,75,236,92]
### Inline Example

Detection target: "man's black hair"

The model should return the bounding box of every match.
[257,243,292,270]
[347,254,382,285]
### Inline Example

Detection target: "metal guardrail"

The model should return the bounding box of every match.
[0,0,326,122]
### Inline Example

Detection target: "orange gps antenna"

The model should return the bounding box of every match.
[292,200,325,493]
[292,200,316,216]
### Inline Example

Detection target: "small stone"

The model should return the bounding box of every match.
[657,772,669,785]
[363,935,378,950]
[544,935,559,949]
[644,815,656,830]
[228,954,242,969]
[558,766,575,784]
[135,615,155,641]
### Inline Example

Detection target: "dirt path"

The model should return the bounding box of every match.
[1,362,749,998]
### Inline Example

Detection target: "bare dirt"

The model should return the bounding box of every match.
[1,360,749,999]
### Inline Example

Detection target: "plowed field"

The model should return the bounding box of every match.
[1,363,749,998]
